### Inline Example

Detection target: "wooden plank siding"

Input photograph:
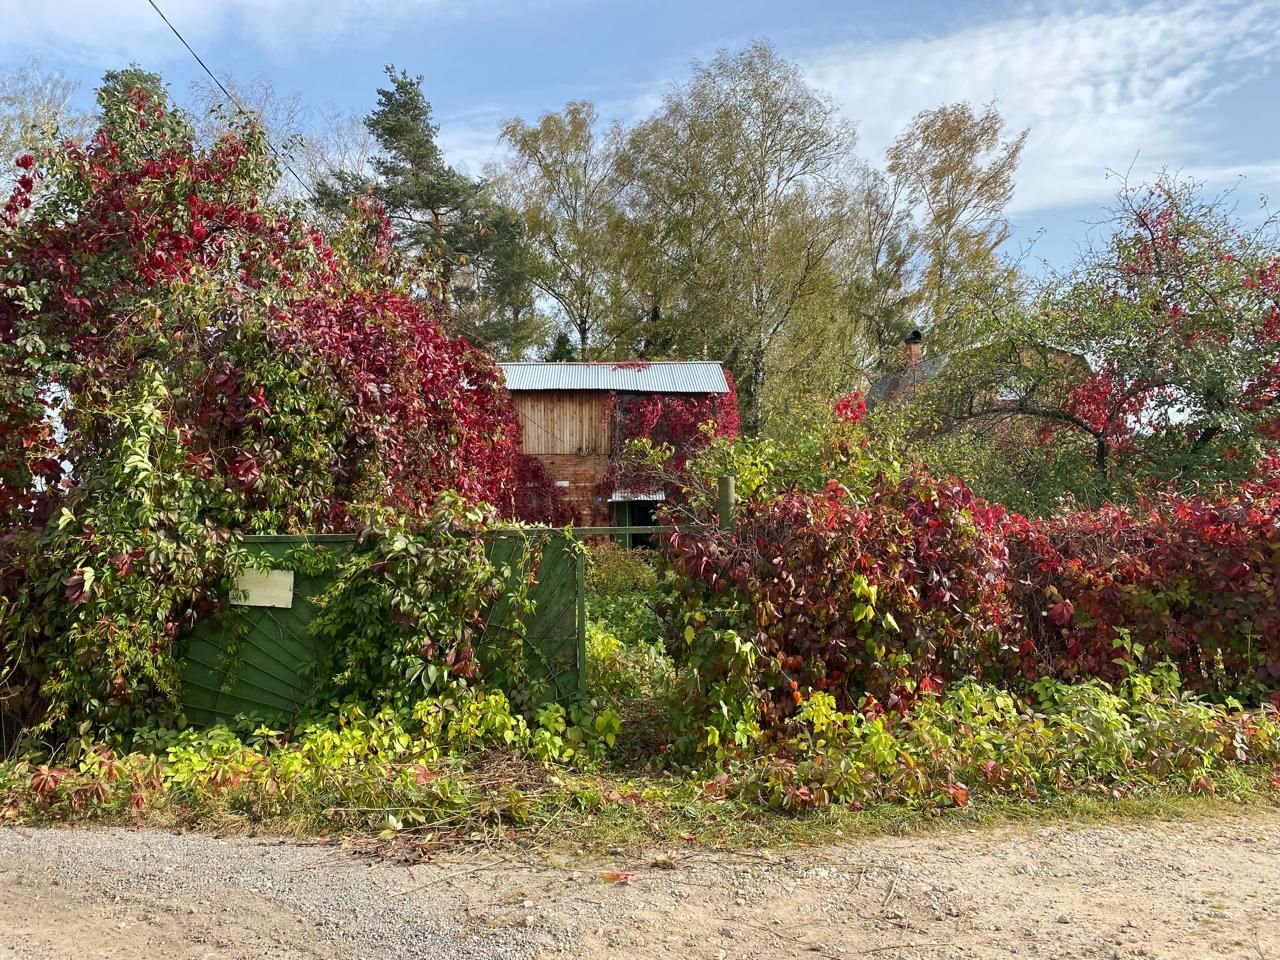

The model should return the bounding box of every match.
[510,389,614,526]
[512,391,610,457]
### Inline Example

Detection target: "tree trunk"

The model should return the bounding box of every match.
[747,341,767,436]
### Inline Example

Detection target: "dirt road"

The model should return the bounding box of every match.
[3,811,1279,959]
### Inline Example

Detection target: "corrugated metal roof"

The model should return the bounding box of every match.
[500,361,729,394]
[608,489,667,503]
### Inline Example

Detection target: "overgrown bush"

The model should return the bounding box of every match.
[1006,480,1280,698]
[585,541,658,597]
[307,518,582,715]
[660,399,1280,758]
[587,621,673,704]
[662,467,1011,752]
[0,79,523,739]
[6,672,1276,832]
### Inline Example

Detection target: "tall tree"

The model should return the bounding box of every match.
[498,101,627,360]
[762,170,921,421]
[448,196,553,358]
[319,67,539,355]
[886,101,1026,349]
[623,41,858,432]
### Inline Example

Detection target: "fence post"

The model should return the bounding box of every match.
[717,474,736,531]
[575,542,587,696]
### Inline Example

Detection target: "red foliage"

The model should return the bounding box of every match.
[664,468,1011,723]
[277,291,520,518]
[1005,485,1280,696]
[833,390,867,425]
[666,454,1280,722]
[608,367,740,491]
[0,87,520,532]
[615,369,740,462]
[1062,365,1159,450]
[512,454,580,527]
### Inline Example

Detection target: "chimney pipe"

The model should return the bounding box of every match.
[905,329,923,365]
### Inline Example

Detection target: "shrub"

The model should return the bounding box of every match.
[0,78,523,738]
[587,621,673,704]
[661,466,1012,751]
[1006,482,1280,699]
[585,541,658,597]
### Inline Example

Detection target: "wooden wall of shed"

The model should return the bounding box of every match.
[512,391,610,457]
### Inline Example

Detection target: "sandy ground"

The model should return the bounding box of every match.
[3,811,1279,959]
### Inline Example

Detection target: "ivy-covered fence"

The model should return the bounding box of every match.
[181,531,586,727]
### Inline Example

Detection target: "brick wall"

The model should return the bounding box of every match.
[534,453,612,526]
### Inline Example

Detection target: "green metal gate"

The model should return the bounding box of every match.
[180,531,585,727]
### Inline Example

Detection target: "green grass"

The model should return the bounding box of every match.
[109,768,1279,861]
[553,769,1280,856]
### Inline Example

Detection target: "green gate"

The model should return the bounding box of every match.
[180,531,585,727]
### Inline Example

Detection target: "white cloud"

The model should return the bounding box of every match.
[10,0,1276,213]
[436,106,510,176]
[0,0,476,66]
[802,0,1280,213]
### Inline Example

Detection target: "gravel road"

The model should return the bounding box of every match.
[4,810,1280,959]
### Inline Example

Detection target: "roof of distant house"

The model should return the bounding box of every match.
[867,354,950,404]
[499,361,730,394]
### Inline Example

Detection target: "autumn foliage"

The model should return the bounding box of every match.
[0,82,521,735]
[512,453,580,526]
[661,400,1280,741]
[1005,478,1280,698]
[600,368,740,497]
[664,468,1012,728]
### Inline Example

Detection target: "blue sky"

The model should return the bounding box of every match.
[4,0,1279,269]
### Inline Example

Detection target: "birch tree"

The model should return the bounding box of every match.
[625,41,857,432]
[497,102,627,360]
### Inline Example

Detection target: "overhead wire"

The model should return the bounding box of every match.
[143,0,317,202]
[144,0,614,471]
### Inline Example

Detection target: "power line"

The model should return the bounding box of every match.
[144,0,316,202]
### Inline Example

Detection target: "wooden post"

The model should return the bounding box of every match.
[575,542,587,695]
[717,475,736,531]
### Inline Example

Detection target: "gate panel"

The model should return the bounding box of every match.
[180,532,586,726]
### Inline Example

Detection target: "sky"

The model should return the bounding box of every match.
[3,0,1279,270]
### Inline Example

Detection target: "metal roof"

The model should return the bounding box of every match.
[608,489,667,503]
[868,355,950,403]
[500,361,729,394]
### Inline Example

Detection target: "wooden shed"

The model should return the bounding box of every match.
[500,361,733,530]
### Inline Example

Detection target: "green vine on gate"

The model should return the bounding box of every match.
[302,513,583,715]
